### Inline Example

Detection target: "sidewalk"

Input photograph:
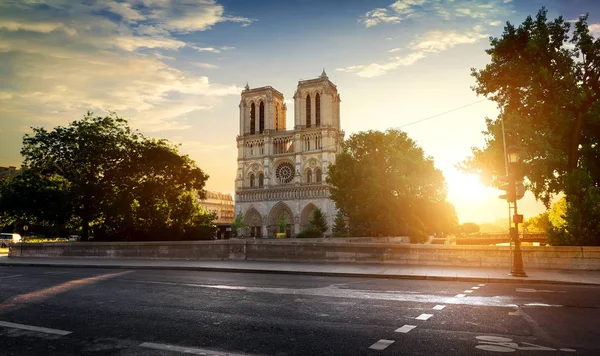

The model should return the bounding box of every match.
[1,256,599,285]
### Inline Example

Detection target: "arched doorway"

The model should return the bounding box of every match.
[300,203,317,231]
[268,202,294,238]
[243,207,262,238]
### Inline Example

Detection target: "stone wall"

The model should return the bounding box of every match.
[8,240,600,270]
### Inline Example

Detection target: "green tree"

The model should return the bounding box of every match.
[14,112,211,241]
[306,207,328,237]
[279,214,286,233]
[327,129,455,242]
[522,212,550,233]
[231,212,247,237]
[461,8,600,245]
[332,211,349,237]
[459,222,480,235]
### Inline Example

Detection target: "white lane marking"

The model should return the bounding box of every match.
[395,325,417,333]
[524,303,563,307]
[0,321,72,336]
[464,290,474,293]
[415,313,433,321]
[471,286,480,289]
[508,312,518,316]
[369,339,394,350]
[478,284,486,286]
[433,305,446,310]
[0,274,23,279]
[516,288,566,293]
[455,294,466,298]
[139,342,254,355]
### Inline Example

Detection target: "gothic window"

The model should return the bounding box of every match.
[250,174,255,187]
[316,93,321,127]
[275,103,279,131]
[275,162,295,184]
[306,94,311,128]
[259,101,265,133]
[315,168,322,183]
[250,103,256,134]
[306,170,312,184]
[259,173,264,187]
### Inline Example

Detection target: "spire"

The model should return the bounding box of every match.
[320,69,327,78]
[244,82,249,91]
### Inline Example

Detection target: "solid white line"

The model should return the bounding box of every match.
[455,294,466,298]
[0,274,23,279]
[369,339,395,350]
[395,325,417,333]
[415,313,433,321]
[139,342,253,355]
[464,290,473,293]
[433,305,446,310]
[0,321,72,336]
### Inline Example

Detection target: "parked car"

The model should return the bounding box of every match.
[0,233,21,247]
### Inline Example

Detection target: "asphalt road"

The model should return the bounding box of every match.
[0,266,599,355]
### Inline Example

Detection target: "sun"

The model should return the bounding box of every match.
[446,170,491,203]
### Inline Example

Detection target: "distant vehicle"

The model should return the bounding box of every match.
[68,235,81,242]
[0,233,21,247]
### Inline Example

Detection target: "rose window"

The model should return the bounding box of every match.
[275,162,295,183]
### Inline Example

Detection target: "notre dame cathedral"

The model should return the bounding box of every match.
[234,70,344,238]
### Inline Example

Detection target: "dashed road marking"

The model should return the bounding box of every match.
[471,286,480,289]
[464,290,474,293]
[369,339,395,350]
[395,325,417,333]
[139,342,255,355]
[415,313,433,321]
[433,305,446,310]
[0,321,72,336]
[478,284,486,287]
[508,312,518,316]
[455,294,466,298]
[0,274,23,279]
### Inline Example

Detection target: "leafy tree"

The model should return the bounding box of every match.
[279,214,286,233]
[11,112,212,241]
[522,212,550,233]
[461,8,600,245]
[231,212,247,237]
[332,211,349,237]
[327,129,455,241]
[459,222,480,235]
[306,207,328,237]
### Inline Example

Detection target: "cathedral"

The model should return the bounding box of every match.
[234,71,345,238]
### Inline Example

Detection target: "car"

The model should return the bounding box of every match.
[68,235,81,242]
[0,233,21,247]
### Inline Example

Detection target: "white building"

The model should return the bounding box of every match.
[234,71,344,238]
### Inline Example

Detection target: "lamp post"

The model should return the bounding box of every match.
[507,145,527,277]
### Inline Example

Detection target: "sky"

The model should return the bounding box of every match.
[1,0,599,224]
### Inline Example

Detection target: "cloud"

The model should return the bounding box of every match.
[192,62,219,69]
[388,47,401,53]
[0,0,246,133]
[191,45,235,53]
[337,28,487,77]
[589,23,600,36]
[361,0,511,28]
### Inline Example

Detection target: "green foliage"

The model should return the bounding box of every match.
[303,207,328,238]
[231,212,247,237]
[459,222,480,235]
[279,214,286,233]
[523,212,550,233]
[1,112,214,241]
[327,129,456,240]
[461,8,600,245]
[332,211,349,237]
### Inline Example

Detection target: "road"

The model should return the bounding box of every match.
[0,266,599,355]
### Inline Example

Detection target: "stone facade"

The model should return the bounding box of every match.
[234,71,344,238]
[198,191,235,225]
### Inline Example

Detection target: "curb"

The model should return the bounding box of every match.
[1,261,598,286]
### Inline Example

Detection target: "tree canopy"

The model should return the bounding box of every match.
[0,112,215,241]
[327,129,457,241]
[461,8,600,245]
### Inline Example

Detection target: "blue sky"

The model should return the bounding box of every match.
[1,0,599,223]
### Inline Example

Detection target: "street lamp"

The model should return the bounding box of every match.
[507,145,527,277]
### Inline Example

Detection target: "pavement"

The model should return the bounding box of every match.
[1,266,599,355]
[1,255,599,285]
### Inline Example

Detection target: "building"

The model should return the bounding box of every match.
[0,166,22,179]
[234,70,344,238]
[198,191,235,225]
